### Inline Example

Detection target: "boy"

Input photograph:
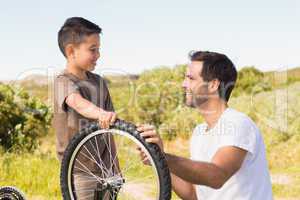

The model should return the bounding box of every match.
[53,17,118,199]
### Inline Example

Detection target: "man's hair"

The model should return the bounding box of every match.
[58,17,102,57]
[189,51,237,101]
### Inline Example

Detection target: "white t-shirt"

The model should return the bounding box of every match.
[190,108,273,200]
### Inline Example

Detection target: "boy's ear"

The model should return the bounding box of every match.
[65,44,75,59]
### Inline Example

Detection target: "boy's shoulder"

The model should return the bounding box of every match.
[86,71,102,80]
[54,70,105,83]
[54,71,72,86]
[86,71,110,87]
[54,70,72,81]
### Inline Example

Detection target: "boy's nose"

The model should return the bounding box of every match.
[96,51,100,59]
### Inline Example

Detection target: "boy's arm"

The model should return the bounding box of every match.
[65,92,116,129]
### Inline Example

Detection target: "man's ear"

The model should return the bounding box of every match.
[65,44,75,59]
[208,79,220,93]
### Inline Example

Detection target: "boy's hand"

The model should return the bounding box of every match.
[98,110,117,129]
[137,124,164,152]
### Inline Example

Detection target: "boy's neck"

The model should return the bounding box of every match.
[65,63,88,80]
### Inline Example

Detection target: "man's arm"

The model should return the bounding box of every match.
[65,92,116,129]
[137,125,198,198]
[137,124,247,189]
[171,173,197,200]
[138,144,197,199]
[166,146,247,189]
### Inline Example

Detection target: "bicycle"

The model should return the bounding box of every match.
[60,119,172,200]
[0,186,26,200]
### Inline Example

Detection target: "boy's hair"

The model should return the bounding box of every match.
[58,17,102,57]
[189,51,237,102]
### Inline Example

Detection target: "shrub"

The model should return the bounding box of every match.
[0,83,52,152]
[233,66,272,96]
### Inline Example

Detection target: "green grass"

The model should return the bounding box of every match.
[271,170,300,199]
[0,132,161,199]
[0,130,61,200]
[0,152,61,200]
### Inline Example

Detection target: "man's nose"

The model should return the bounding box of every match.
[182,80,187,89]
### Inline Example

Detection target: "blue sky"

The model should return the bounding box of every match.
[0,0,299,80]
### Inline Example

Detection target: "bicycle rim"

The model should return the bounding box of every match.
[66,129,161,200]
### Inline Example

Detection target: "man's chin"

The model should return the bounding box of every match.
[184,97,207,108]
[184,100,196,108]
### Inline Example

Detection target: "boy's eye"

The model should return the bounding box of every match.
[90,48,99,52]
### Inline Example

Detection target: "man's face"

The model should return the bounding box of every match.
[182,61,209,108]
[73,33,100,71]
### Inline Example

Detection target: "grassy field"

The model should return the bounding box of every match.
[0,132,61,200]
[1,73,300,199]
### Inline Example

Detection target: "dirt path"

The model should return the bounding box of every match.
[122,182,155,200]
[271,174,293,185]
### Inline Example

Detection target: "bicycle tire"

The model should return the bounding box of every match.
[60,119,171,200]
[0,186,26,200]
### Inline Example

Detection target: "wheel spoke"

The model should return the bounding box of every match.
[63,127,169,200]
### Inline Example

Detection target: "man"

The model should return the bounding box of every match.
[138,51,273,199]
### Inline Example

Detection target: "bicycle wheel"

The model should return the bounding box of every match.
[60,119,171,200]
[0,186,26,200]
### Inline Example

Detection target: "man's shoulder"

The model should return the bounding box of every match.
[222,108,260,139]
[223,108,254,126]
[192,123,207,135]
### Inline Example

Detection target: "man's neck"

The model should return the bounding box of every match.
[198,99,228,129]
[66,63,88,80]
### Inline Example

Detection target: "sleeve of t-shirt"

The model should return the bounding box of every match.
[55,75,80,112]
[104,80,115,112]
[94,74,115,112]
[219,118,257,156]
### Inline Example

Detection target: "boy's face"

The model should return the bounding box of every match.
[72,33,100,71]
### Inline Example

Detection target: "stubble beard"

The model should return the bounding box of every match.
[184,91,208,108]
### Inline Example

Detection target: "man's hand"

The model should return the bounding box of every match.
[137,124,164,151]
[98,110,117,129]
[136,124,164,165]
[136,146,151,165]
